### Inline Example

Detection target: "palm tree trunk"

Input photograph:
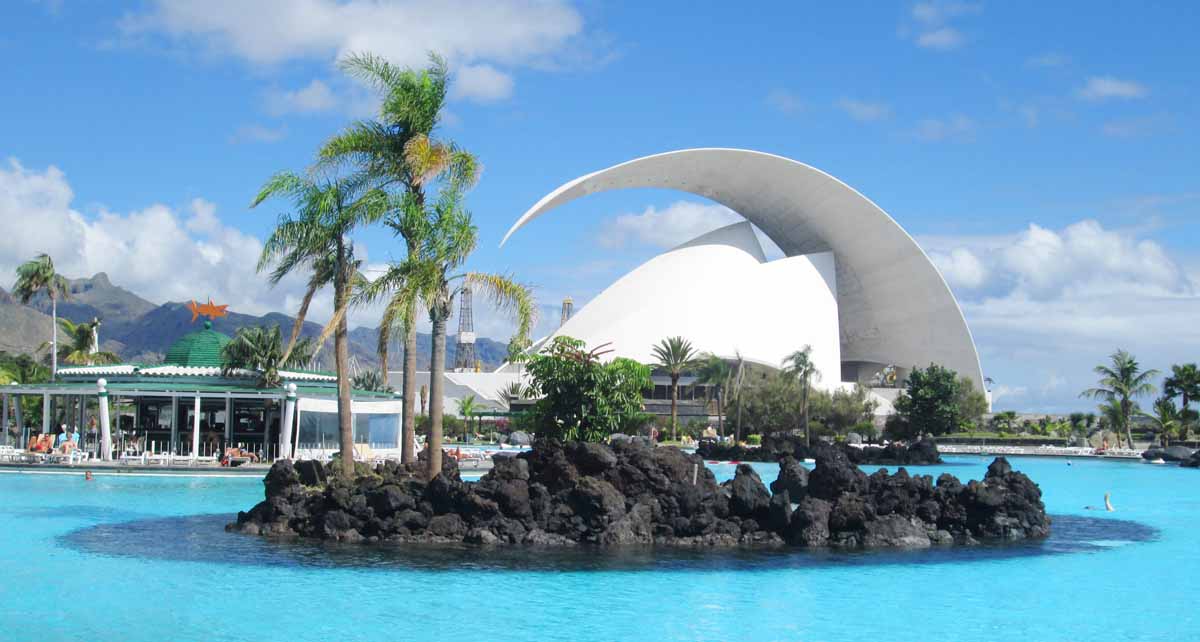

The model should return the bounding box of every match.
[427,310,447,481]
[670,374,679,442]
[282,284,316,363]
[50,297,58,380]
[802,376,811,448]
[334,248,354,477]
[401,319,417,464]
[716,388,724,438]
[1118,398,1128,448]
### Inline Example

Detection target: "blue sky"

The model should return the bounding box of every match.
[1,1,1198,412]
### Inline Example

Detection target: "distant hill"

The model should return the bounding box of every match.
[0,273,510,371]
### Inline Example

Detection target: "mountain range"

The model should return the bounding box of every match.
[0,273,509,372]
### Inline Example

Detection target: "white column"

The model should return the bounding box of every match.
[15,394,25,445]
[42,392,50,435]
[1,393,8,446]
[279,383,296,460]
[170,396,179,454]
[97,379,112,461]
[394,391,403,449]
[191,394,201,460]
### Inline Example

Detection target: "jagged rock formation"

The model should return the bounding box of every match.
[229,441,1049,548]
[697,434,943,466]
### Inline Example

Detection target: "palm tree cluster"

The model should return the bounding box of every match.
[253,52,534,477]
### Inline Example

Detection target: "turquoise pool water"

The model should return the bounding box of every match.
[1,456,1195,641]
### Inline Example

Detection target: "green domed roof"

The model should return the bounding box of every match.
[163,321,231,368]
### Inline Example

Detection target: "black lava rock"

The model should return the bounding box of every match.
[228,442,1048,549]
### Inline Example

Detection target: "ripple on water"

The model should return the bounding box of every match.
[59,513,1157,573]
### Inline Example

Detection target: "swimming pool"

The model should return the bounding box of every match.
[1,456,1195,641]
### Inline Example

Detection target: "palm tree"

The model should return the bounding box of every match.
[1163,363,1200,441]
[251,171,388,475]
[696,353,731,438]
[319,52,478,466]
[457,394,479,441]
[47,318,120,366]
[362,189,533,480]
[1140,396,1181,447]
[13,254,70,379]
[651,337,699,442]
[733,351,747,443]
[783,346,821,448]
[352,370,392,393]
[1080,349,1159,450]
[221,325,316,388]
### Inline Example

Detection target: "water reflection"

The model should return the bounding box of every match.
[60,513,1156,573]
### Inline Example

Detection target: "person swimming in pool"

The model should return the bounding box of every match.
[1085,492,1114,512]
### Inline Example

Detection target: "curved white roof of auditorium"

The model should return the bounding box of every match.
[501,148,985,392]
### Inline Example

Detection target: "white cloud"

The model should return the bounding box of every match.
[766,89,804,115]
[121,0,586,104]
[911,1,981,25]
[264,79,337,115]
[905,2,979,50]
[1101,114,1166,138]
[228,123,287,144]
[0,157,399,334]
[185,198,221,235]
[1077,76,1148,101]
[930,247,987,288]
[598,201,741,250]
[1027,52,1070,68]
[836,98,890,122]
[913,114,975,142]
[916,27,965,50]
[924,218,1200,411]
[450,64,515,102]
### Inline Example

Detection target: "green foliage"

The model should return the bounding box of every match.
[825,384,879,436]
[723,369,809,436]
[352,369,393,392]
[525,336,652,443]
[954,376,989,430]
[1080,349,1159,449]
[889,363,963,440]
[221,325,316,388]
[745,434,762,446]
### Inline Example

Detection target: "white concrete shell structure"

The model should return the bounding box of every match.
[501,148,986,394]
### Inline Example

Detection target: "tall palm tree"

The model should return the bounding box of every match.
[732,351,747,443]
[252,171,388,475]
[45,318,119,366]
[1163,363,1200,441]
[319,52,478,466]
[1080,349,1159,450]
[651,337,699,442]
[783,345,821,448]
[695,353,731,438]
[13,254,70,379]
[222,325,317,388]
[362,189,533,480]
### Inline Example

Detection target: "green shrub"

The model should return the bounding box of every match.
[745,434,762,446]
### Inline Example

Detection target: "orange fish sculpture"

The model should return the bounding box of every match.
[188,298,229,323]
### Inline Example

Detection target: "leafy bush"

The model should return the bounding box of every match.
[889,364,966,440]
[745,434,762,446]
[524,336,652,443]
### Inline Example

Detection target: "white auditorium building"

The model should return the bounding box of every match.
[396,148,988,418]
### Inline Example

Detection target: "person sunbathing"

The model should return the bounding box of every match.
[32,434,54,453]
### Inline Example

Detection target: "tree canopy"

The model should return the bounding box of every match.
[524,336,651,442]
